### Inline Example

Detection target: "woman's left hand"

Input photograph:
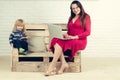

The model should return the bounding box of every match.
[69,35,79,39]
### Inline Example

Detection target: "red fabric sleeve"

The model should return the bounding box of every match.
[78,15,91,39]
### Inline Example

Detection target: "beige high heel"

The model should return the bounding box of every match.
[44,67,57,76]
[57,63,69,74]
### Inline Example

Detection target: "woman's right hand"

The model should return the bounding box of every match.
[63,33,69,39]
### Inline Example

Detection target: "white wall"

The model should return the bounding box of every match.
[0,0,120,57]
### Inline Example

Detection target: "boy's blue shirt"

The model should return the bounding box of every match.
[9,30,26,44]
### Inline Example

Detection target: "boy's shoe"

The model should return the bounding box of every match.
[23,51,28,55]
[19,48,25,53]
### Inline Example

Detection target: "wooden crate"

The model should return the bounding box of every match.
[11,24,81,72]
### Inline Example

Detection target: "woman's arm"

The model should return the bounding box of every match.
[77,15,91,39]
[66,15,91,40]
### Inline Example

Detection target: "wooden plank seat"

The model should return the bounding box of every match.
[11,24,81,72]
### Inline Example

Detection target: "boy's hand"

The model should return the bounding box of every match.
[20,37,28,40]
[11,44,13,47]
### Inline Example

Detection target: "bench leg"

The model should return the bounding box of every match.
[12,48,19,71]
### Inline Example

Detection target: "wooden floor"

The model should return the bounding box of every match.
[0,55,120,80]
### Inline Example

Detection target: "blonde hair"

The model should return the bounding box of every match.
[13,19,26,33]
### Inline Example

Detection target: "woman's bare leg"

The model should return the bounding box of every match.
[45,43,62,75]
[58,53,69,74]
[60,53,67,63]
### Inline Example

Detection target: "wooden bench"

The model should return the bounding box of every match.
[11,24,81,72]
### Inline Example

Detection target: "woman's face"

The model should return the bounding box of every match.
[16,25,24,31]
[71,4,81,15]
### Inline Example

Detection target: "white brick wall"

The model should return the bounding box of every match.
[0,0,120,56]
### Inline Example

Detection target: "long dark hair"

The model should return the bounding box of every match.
[69,0,87,28]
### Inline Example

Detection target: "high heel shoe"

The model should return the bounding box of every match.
[57,63,69,74]
[44,67,57,76]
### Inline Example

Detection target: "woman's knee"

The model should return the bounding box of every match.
[54,43,62,50]
[54,43,60,48]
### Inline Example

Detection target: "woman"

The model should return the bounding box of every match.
[45,0,91,76]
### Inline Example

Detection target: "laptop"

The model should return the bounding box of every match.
[48,24,71,41]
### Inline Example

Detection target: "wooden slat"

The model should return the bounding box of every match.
[26,30,49,37]
[26,24,67,30]
[15,62,45,72]
[19,52,53,57]
[15,62,80,72]
[19,52,70,58]
[25,24,48,30]
[55,24,67,30]
[45,37,49,44]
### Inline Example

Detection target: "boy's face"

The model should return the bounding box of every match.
[17,25,24,31]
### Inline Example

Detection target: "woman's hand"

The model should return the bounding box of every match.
[68,35,79,39]
[63,33,69,39]
[63,33,79,39]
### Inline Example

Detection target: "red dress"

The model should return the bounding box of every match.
[50,14,91,60]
